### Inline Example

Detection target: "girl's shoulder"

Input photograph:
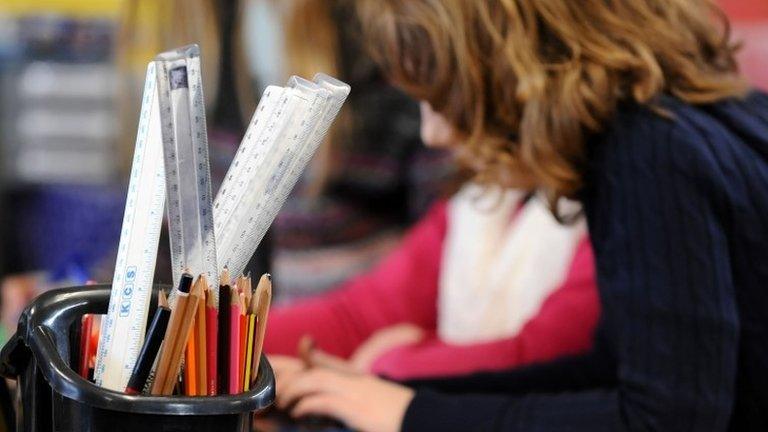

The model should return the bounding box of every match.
[591,91,768,181]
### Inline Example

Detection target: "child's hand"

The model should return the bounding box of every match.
[350,323,425,372]
[277,368,415,432]
[270,348,357,397]
[269,355,306,396]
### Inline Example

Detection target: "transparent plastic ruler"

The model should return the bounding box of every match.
[93,62,165,391]
[214,74,350,278]
[212,86,288,245]
[94,45,218,391]
[214,85,308,277]
[155,45,219,296]
[284,74,351,188]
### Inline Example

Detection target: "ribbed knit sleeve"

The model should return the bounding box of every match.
[402,98,752,431]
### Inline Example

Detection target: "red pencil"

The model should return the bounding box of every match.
[205,288,218,395]
[79,280,97,380]
[238,291,247,392]
[228,286,241,394]
[79,315,93,379]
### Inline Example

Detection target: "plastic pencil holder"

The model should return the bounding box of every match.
[0,284,275,432]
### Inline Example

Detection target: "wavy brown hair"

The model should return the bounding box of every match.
[356,0,747,210]
[283,0,348,196]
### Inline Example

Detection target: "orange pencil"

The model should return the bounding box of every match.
[151,272,194,395]
[205,288,218,395]
[184,323,197,395]
[195,276,208,395]
[158,275,203,395]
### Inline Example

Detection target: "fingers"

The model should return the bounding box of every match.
[298,335,315,367]
[268,355,304,395]
[276,369,343,410]
[296,334,357,374]
[269,356,303,381]
[350,323,425,372]
[390,323,426,343]
[310,348,357,374]
[291,393,344,420]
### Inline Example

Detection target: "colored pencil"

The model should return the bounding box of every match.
[183,324,197,395]
[161,275,203,395]
[228,286,241,394]
[205,286,218,395]
[79,314,94,379]
[151,272,194,395]
[217,268,231,394]
[195,275,208,395]
[126,290,171,394]
[243,290,257,391]
[238,291,246,391]
[243,274,252,312]
[250,274,272,384]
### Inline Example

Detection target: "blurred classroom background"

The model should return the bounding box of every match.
[0,0,764,344]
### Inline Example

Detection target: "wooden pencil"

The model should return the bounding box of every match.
[159,275,203,395]
[228,286,241,394]
[243,289,258,391]
[250,274,272,384]
[217,268,231,395]
[243,274,252,311]
[184,325,197,395]
[205,286,218,395]
[126,290,171,395]
[195,275,208,395]
[79,314,94,379]
[238,291,247,391]
[150,272,194,395]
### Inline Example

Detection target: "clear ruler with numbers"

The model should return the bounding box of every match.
[94,45,218,392]
[155,46,219,295]
[213,73,350,278]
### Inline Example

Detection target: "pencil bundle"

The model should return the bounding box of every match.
[88,269,272,397]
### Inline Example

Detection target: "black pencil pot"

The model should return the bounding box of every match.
[0,284,275,432]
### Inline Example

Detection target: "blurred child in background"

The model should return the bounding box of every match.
[251,0,454,302]
[265,100,600,382]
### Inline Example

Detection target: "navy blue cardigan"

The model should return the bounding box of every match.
[402,92,768,431]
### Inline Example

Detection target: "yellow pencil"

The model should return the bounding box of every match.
[243,312,256,390]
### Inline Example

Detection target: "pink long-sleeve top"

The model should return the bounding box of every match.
[264,201,600,380]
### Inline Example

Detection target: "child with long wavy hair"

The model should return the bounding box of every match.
[263,0,601,391]
[272,1,768,431]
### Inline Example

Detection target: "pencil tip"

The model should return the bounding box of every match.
[220,267,232,288]
[158,289,168,308]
